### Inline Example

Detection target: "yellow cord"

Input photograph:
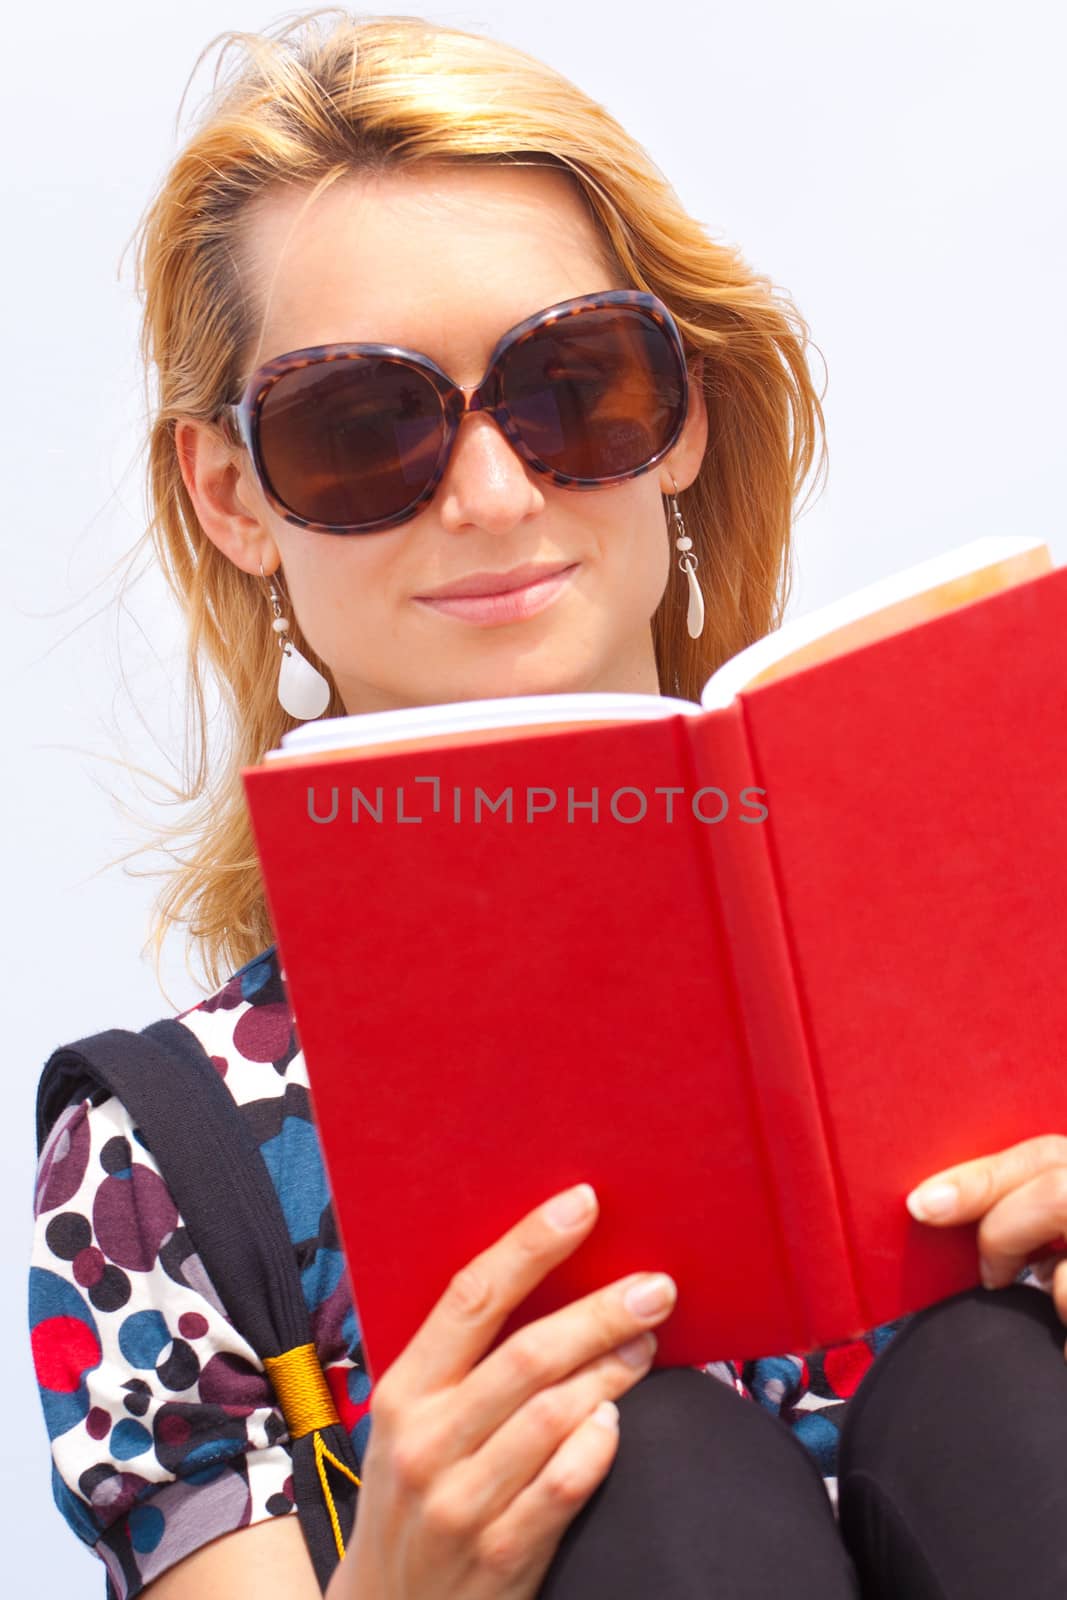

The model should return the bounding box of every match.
[314,1429,363,1560]
[264,1343,362,1559]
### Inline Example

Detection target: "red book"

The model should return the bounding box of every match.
[241,536,1067,1379]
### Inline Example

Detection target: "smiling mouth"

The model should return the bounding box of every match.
[416,561,578,600]
[413,564,580,626]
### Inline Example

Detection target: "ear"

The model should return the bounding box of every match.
[660,354,708,495]
[174,417,282,577]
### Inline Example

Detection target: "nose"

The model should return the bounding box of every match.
[435,392,543,531]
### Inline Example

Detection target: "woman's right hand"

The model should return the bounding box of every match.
[329,1182,678,1600]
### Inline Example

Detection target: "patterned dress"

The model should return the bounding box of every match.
[29,942,1043,1596]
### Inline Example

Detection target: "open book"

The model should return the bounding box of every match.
[242,536,1067,1378]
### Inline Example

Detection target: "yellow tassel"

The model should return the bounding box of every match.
[314,1429,363,1560]
[264,1343,362,1559]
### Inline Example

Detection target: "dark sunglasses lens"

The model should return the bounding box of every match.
[501,309,687,479]
[257,357,445,528]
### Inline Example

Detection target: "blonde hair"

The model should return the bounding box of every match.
[119,7,827,994]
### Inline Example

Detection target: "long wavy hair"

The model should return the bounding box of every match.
[117,7,828,995]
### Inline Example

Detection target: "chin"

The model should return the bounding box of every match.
[428,655,598,705]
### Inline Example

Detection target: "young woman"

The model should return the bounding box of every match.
[29,12,1067,1600]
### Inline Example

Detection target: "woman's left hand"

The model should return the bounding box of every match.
[906,1134,1067,1340]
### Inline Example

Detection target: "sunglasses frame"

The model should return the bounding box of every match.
[215,289,692,535]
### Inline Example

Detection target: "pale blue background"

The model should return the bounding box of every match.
[5,0,1065,1585]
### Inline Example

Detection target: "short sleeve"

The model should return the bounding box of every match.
[29,1090,299,1599]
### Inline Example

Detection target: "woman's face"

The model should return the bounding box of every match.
[177,162,708,713]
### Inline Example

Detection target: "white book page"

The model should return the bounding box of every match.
[267,690,703,760]
[700,536,1051,711]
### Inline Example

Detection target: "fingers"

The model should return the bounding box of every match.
[439,1331,656,1527]
[976,1165,1067,1287]
[907,1134,1067,1225]
[382,1183,602,1404]
[470,1394,623,1589]
[436,1270,676,1461]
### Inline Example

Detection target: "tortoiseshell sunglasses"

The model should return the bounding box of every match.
[215,289,691,535]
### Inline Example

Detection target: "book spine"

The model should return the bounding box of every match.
[681,703,866,1346]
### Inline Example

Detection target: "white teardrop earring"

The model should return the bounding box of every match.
[260,560,332,721]
[667,472,705,639]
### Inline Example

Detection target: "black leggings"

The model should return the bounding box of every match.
[537,1283,1067,1598]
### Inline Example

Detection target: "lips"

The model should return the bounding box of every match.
[413,564,580,627]
[416,561,577,600]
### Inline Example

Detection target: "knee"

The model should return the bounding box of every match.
[865,1282,1063,1388]
[617,1365,721,1414]
[839,1283,1066,1469]
[615,1365,830,1501]
[541,1369,857,1599]
[614,1366,741,1446]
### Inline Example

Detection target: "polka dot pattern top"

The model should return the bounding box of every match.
[31,943,1051,1592]
[29,945,371,1596]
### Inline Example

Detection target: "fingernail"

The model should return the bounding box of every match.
[979,1260,997,1290]
[591,1399,619,1432]
[616,1331,657,1369]
[543,1183,596,1231]
[906,1182,958,1221]
[624,1274,677,1319]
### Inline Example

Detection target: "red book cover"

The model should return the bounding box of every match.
[241,558,1067,1380]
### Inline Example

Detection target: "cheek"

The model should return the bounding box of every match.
[599,489,669,574]
[587,502,670,625]
[627,500,672,596]
[276,540,390,660]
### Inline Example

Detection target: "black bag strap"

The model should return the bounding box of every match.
[36,1017,361,1594]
